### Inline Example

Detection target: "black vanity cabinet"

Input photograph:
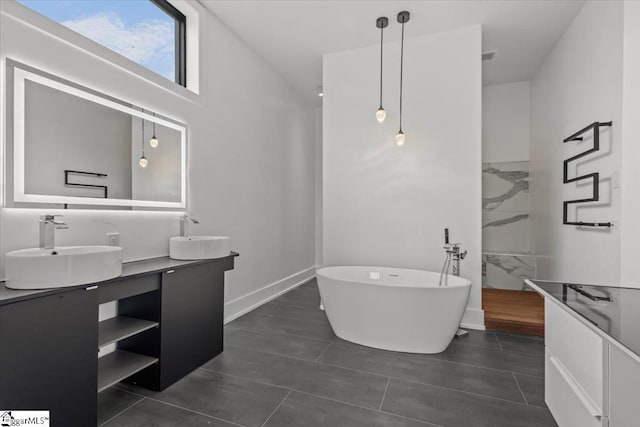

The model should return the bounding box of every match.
[0,287,98,427]
[0,254,236,427]
[160,262,226,387]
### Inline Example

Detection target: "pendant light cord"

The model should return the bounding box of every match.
[399,21,405,132]
[379,25,384,109]
[141,110,145,155]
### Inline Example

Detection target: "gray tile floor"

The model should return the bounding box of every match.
[98,279,558,427]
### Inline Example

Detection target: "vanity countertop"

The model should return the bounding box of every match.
[0,252,239,306]
[526,279,640,364]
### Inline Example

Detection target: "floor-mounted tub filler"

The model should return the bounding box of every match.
[316,266,471,354]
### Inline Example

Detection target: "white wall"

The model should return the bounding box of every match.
[323,26,484,329]
[621,0,640,286]
[482,81,530,163]
[530,0,623,285]
[0,1,316,317]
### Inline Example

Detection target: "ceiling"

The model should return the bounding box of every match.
[201,0,585,105]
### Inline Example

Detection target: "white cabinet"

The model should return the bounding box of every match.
[545,349,603,427]
[545,299,605,426]
[544,297,640,427]
[609,345,640,427]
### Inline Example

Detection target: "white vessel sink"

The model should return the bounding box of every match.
[5,246,122,290]
[170,236,231,260]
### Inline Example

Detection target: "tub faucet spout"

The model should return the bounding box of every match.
[444,243,466,277]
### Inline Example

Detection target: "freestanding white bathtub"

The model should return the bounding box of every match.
[316,266,471,354]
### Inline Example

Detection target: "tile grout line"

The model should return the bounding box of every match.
[197,367,306,392]
[250,311,329,324]
[411,353,543,376]
[224,344,322,364]
[373,374,533,407]
[451,339,543,358]
[293,389,443,427]
[232,309,327,325]
[142,396,248,427]
[494,334,547,355]
[495,331,545,342]
[199,369,383,412]
[494,333,504,351]
[314,352,542,381]
[119,371,442,427]
[377,411,443,427]
[252,295,322,317]
[378,377,391,411]
[203,360,532,410]
[226,324,336,344]
[512,372,529,405]
[112,386,148,397]
[220,344,388,379]
[223,341,331,363]
[314,342,333,362]
[260,389,292,427]
[98,396,145,427]
[224,336,544,378]
[515,371,548,379]
[111,386,248,427]
[220,342,543,395]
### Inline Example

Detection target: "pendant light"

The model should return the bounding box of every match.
[395,11,410,146]
[139,113,148,168]
[375,16,388,123]
[149,112,159,148]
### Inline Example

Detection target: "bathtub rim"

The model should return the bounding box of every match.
[316,265,472,289]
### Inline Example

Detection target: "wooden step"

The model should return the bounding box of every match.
[482,288,544,336]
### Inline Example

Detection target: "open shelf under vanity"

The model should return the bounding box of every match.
[98,350,158,392]
[98,316,159,348]
[97,315,160,392]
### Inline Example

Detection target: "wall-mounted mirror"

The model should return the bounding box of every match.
[6,61,187,209]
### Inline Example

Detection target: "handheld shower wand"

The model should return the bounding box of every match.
[438,228,452,287]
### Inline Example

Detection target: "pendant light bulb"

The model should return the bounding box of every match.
[150,112,159,148]
[140,110,148,166]
[396,11,410,147]
[376,17,388,125]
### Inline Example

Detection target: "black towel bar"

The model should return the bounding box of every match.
[64,169,108,201]
[562,121,613,228]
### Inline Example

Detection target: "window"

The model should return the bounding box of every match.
[18,0,186,86]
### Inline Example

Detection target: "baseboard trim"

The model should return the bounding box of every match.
[461,307,486,330]
[224,266,316,324]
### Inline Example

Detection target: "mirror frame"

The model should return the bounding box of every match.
[11,67,187,209]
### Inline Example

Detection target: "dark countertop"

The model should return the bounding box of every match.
[526,279,640,363]
[0,252,239,306]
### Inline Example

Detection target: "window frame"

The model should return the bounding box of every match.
[151,0,187,87]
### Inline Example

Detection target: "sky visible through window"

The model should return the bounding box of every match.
[18,0,176,81]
